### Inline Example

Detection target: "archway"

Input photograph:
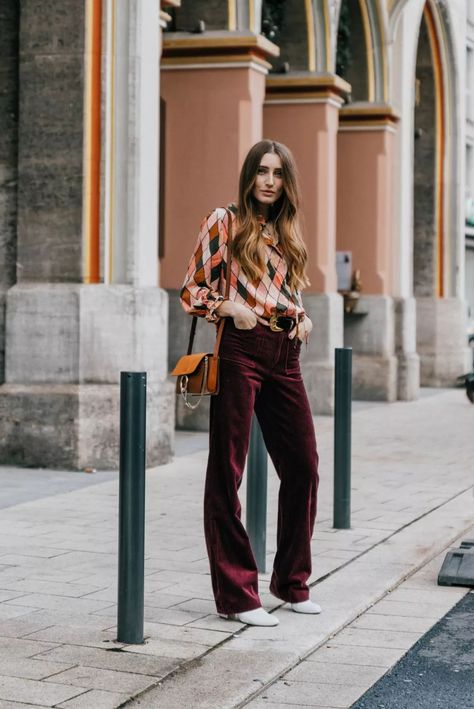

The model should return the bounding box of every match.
[335,0,388,102]
[413,4,441,298]
[409,0,470,384]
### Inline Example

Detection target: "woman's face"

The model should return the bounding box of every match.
[252,152,284,210]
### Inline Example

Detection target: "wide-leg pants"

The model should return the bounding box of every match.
[204,320,319,615]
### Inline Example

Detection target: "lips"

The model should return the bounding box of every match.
[262,191,275,195]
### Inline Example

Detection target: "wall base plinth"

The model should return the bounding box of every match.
[0,382,174,470]
[416,297,471,386]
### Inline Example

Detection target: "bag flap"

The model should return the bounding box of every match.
[171,353,210,376]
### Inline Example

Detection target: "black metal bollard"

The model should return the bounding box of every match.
[246,416,268,572]
[333,348,352,529]
[117,372,147,644]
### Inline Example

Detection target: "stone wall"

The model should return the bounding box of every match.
[17,0,86,282]
[171,1,228,31]
[0,1,19,381]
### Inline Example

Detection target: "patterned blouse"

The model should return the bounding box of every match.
[180,204,306,325]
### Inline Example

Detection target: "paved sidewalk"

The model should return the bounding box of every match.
[243,547,471,708]
[0,388,472,708]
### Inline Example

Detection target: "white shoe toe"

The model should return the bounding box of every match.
[220,608,279,626]
[290,600,322,614]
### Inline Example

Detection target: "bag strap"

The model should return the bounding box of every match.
[186,207,234,356]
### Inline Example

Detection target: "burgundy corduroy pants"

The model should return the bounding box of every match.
[204,320,319,615]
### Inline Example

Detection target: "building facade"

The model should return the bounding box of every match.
[0,0,471,468]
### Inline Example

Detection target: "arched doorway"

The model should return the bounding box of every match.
[411,0,471,384]
[413,4,443,300]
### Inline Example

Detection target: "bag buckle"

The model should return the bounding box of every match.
[179,356,209,410]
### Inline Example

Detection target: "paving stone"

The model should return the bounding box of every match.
[260,679,368,707]
[0,616,54,639]
[0,657,75,680]
[122,638,209,660]
[185,614,242,633]
[39,644,178,677]
[144,592,194,609]
[329,627,421,650]
[284,660,383,686]
[305,644,403,668]
[0,579,107,598]
[384,587,466,606]
[0,591,27,603]
[7,593,113,613]
[246,702,334,709]
[93,604,206,626]
[56,689,130,708]
[137,622,233,647]
[9,609,117,631]
[0,604,38,619]
[366,599,460,619]
[0,701,45,708]
[351,612,436,633]
[23,626,122,649]
[46,666,156,694]
[0,637,59,659]
[0,676,87,706]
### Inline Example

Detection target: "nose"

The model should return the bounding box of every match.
[266,173,274,186]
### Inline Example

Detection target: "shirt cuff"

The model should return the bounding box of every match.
[205,296,225,322]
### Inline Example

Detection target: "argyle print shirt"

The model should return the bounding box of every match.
[180,204,305,324]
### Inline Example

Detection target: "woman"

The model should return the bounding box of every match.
[180,139,320,627]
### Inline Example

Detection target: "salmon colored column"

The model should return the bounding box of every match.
[264,75,350,294]
[160,34,279,289]
[337,104,401,402]
[263,75,350,414]
[337,105,399,295]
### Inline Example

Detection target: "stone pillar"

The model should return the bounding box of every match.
[394,297,420,401]
[0,0,174,469]
[337,104,399,401]
[344,296,397,401]
[263,74,349,413]
[0,2,19,381]
[161,31,279,430]
[417,298,471,386]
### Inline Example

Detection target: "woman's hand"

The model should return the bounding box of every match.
[217,301,257,330]
[289,315,313,341]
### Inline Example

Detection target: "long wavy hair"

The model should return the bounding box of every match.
[232,139,310,291]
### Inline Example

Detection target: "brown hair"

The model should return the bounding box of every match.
[232,139,310,291]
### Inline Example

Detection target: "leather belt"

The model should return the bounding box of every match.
[267,313,296,332]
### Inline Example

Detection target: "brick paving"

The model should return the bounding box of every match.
[0,388,472,708]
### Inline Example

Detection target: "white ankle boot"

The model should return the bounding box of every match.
[220,607,279,626]
[291,599,322,614]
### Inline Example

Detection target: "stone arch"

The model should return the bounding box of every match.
[413,5,440,298]
[409,0,460,298]
[390,0,461,299]
[425,0,461,298]
[261,1,329,73]
[334,0,388,102]
[391,0,468,385]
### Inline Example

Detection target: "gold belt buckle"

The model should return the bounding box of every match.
[269,313,284,332]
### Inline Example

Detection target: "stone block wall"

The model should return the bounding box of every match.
[17,0,86,282]
[0,1,19,381]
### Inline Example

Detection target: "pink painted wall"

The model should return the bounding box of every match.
[264,101,340,293]
[160,67,265,289]
[337,126,395,295]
